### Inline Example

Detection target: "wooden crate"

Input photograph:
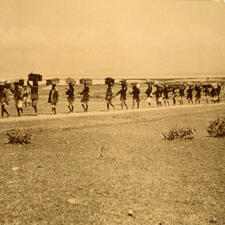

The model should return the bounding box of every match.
[28,73,42,82]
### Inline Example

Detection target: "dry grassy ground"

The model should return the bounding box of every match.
[0,104,225,225]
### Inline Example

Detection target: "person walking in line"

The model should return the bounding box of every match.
[187,85,194,104]
[115,80,128,110]
[195,85,201,104]
[216,84,221,102]
[210,86,218,104]
[145,82,153,106]
[27,80,39,114]
[162,85,169,106]
[23,86,31,108]
[105,84,115,110]
[172,89,177,106]
[48,84,59,114]
[0,83,10,118]
[11,83,24,116]
[130,83,140,109]
[153,84,163,106]
[178,85,185,105]
[80,82,90,112]
[66,83,75,113]
[203,85,210,103]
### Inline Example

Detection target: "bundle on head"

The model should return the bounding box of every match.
[79,78,92,85]
[120,79,127,86]
[131,82,137,87]
[105,77,115,86]
[46,78,60,85]
[202,84,212,89]
[65,77,76,85]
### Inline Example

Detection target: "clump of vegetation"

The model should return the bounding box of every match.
[162,126,196,140]
[6,129,32,144]
[207,117,225,137]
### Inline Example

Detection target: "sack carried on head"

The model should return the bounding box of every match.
[65,77,76,85]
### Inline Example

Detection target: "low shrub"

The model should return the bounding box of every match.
[207,117,225,137]
[6,129,32,144]
[162,126,196,140]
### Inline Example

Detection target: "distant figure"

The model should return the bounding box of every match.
[115,82,128,110]
[66,83,75,113]
[105,84,115,110]
[154,86,163,106]
[210,86,218,104]
[23,86,31,107]
[203,85,210,103]
[162,86,169,106]
[187,85,194,104]
[145,83,152,106]
[216,84,221,102]
[172,89,177,106]
[178,86,185,105]
[27,80,39,114]
[130,84,140,109]
[0,84,10,118]
[11,83,24,116]
[195,85,201,104]
[48,84,59,114]
[80,82,90,112]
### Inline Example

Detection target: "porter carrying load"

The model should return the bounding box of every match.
[79,79,91,112]
[27,73,42,114]
[65,79,75,113]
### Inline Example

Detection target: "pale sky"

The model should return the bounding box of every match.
[0,0,225,79]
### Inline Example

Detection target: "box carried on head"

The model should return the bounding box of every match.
[105,77,114,86]
[14,79,24,86]
[46,78,60,85]
[79,79,92,85]
[28,73,42,82]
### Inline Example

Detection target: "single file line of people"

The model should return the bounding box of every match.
[0,76,224,118]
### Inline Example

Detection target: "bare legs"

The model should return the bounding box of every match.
[1,104,9,118]
[106,99,115,110]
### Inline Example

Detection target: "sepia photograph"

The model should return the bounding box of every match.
[0,0,225,224]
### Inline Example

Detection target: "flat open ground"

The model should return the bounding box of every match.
[0,104,225,225]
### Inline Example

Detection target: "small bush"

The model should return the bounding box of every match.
[207,117,225,137]
[162,126,196,140]
[6,129,32,144]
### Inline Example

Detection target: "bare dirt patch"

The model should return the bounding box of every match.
[0,104,225,225]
